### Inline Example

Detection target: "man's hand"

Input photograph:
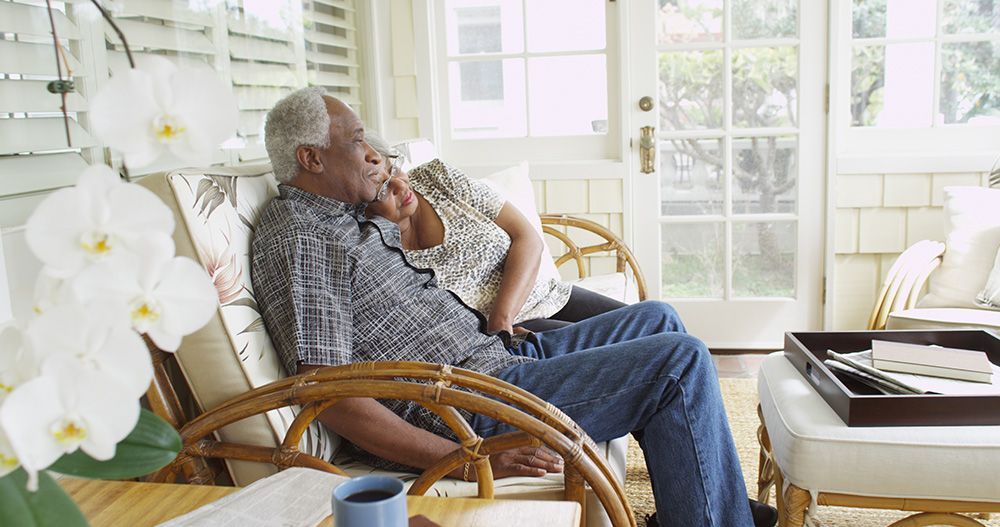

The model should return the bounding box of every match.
[488,446,564,479]
[512,326,532,336]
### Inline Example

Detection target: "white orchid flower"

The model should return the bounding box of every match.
[0,366,140,491]
[89,55,238,168]
[74,239,218,353]
[25,164,175,279]
[0,325,38,406]
[0,427,18,479]
[25,301,152,399]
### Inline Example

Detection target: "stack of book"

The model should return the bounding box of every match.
[823,340,998,396]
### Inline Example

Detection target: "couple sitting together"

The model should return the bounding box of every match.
[251,87,776,527]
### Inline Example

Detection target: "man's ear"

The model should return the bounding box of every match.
[295,145,324,175]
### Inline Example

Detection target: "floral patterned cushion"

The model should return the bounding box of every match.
[140,165,336,486]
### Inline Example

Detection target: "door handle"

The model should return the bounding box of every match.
[639,126,655,174]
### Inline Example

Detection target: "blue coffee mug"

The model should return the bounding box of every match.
[332,475,407,527]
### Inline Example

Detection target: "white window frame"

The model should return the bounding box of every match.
[831,0,1000,173]
[412,0,622,168]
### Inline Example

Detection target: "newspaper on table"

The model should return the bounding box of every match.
[157,467,351,527]
[825,349,1000,396]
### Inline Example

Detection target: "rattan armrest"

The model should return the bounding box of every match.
[540,214,647,301]
[149,360,635,527]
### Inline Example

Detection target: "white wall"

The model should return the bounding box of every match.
[831,169,992,329]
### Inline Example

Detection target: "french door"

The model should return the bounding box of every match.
[625,0,828,348]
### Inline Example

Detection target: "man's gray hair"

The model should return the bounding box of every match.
[264,87,331,184]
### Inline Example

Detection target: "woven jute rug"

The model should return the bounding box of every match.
[624,377,1000,526]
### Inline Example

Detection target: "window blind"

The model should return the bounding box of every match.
[0,0,365,226]
[303,0,361,108]
[0,0,96,226]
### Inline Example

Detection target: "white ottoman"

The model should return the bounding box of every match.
[756,352,1000,526]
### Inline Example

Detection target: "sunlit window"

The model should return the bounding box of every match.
[851,0,1000,128]
[441,0,609,139]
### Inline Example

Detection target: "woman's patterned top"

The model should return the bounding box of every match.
[403,159,572,323]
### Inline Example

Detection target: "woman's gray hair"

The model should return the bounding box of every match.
[364,131,398,160]
[264,87,331,184]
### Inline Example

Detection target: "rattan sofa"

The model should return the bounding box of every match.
[137,163,647,527]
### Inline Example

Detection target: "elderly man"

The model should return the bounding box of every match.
[251,87,768,527]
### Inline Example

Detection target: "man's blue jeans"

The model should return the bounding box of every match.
[470,301,753,527]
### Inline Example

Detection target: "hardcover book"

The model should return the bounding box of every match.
[871,340,994,383]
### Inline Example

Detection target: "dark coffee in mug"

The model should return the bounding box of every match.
[344,490,395,503]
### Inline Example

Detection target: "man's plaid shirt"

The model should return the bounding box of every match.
[250,184,533,470]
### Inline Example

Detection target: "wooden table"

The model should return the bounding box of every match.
[60,479,581,527]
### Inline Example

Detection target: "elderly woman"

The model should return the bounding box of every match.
[363,134,626,335]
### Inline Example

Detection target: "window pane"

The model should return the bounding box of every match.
[660,139,724,216]
[445,0,523,56]
[527,55,607,136]
[732,0,798,40]
[526,0,605,52]
[659,50,724,130]
[662,223,724,298]
[940,41,1000,125]
[943,0,1000,34]
[733,136,797,214]
[886,0,936,38]
[733,221,796,298]
[448,59,527,139]
[850,45,885,126]
[657,0,723,44]
[853,0,887,38]
[732,47,798,128]
[851,42,934,127]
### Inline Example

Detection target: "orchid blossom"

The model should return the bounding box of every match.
[0,368,140,491]
[0,428,18,479]
[73,239,218,353]
[24,164,175,279]
[89,55,238,169]
[25,302,152,399]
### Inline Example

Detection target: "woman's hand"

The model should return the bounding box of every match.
[487,313,515,336]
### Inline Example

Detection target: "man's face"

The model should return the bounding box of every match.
[315,96,383,204]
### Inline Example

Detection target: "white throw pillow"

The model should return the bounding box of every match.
[920,186,1000,309]
[477,162,561,285]
[976,247,1000,310]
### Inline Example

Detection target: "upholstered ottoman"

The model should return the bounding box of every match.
[756,352,1000,526]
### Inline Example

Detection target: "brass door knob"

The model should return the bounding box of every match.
[638,96,654,112]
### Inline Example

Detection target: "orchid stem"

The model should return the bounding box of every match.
[87,0,134,180]
[89,0,135,69]
[44,0,72,148]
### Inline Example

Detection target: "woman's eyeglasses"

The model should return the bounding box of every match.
[373,155,402,202]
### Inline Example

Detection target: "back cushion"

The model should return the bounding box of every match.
[139,166,337,486]
[920,186,1000,309]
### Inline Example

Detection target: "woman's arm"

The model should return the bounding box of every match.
[301,366,562,479]
[489,202,544,334]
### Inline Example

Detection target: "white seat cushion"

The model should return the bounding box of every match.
[758,352,1000,503]
[336,436,628,527]
[887,307,1000,331]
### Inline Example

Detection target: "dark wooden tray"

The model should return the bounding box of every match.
[784,329,1000,426]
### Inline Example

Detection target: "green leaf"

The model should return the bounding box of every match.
[50,410,181,480]
[0,468,88,527]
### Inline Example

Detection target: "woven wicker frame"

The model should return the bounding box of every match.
[145,354,635,526]
[142,214,648,526]
[540,214,647,301]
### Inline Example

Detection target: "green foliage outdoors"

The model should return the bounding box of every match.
[851,0,999,125]
[658,1,799,297]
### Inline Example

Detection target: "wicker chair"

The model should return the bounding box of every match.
[139,165,647,527]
